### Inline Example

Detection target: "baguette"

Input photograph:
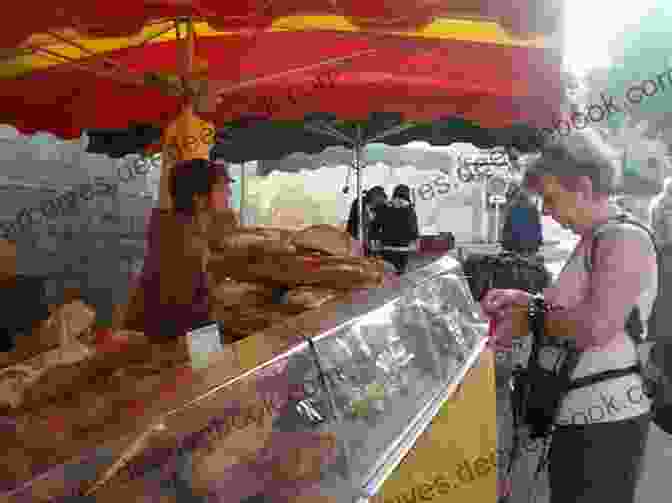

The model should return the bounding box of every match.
[291,225,353,256]
[285,287,339,310]
[210,280,274,307]
[211,228,296,256]
[208,253,384,289]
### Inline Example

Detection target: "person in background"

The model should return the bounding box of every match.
[500,183,544,256]
[346,186,387,254]
[123,159,233,339]
[649,177,672,248]
[648,176,672,341]
[370,184,419,275]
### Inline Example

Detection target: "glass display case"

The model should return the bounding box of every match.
[173,255,488,503]
[0,256,487,503]
[301,264,487,502]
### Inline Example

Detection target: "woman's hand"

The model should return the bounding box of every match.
[480,289,531,319]
[481,289,532,348]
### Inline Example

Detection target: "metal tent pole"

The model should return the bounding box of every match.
[240,162,248,225]
[355,125,364,244]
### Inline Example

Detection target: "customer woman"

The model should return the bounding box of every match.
[370,184,419,275]
[123,158,233,339]
[481,129,656,503]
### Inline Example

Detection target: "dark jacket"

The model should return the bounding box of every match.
[346,198,362,239]
[346,199,378,241]
[501,194,543,254]
[370,198,419,247]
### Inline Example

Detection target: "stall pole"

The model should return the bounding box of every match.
[355,125,364,244]
[240,162,248,225]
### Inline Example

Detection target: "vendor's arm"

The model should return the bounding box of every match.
[543,226,656,350]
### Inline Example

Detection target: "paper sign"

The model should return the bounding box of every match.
[187,323,223,370]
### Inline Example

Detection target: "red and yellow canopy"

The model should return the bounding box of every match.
[0,2,565,138]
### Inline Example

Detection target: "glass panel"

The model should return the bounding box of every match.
[310,271,487,500]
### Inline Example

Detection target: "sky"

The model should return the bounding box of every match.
[563,0,658,77]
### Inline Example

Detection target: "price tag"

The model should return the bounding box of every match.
[187,323,223,370]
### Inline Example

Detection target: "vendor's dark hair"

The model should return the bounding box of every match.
[523,128,620,197]
[169,159,220,214]
[392,184,412,202]
[365,186,387,204]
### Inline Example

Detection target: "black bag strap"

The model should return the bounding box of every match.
[586,214,659,273]
[586,214,659,342]
[566,364,642,392]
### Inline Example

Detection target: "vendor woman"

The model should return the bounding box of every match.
[123,158,233,339]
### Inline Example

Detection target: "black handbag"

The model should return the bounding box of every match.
[511,296,580,439]
[462,252,551,303]
[512,295,643,439]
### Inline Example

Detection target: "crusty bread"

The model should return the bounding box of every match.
[285,287,339,310]
[210,280,274,307]
[208,253,385,290]
[291,225,353,256]
[211,228,297,256]
[206,209,240,242]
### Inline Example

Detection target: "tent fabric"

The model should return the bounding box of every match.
[256,143,461,175]
[0,13,563,139]
[210,118,543,163]
[83,118,543,162]
[1,2,563,50]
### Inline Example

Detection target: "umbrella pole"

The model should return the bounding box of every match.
[241,162,248,225]
[355,126,364,244]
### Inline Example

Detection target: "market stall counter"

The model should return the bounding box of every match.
[0,255,487,503]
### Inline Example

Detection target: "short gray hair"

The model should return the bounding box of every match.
[524,128,621,196]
